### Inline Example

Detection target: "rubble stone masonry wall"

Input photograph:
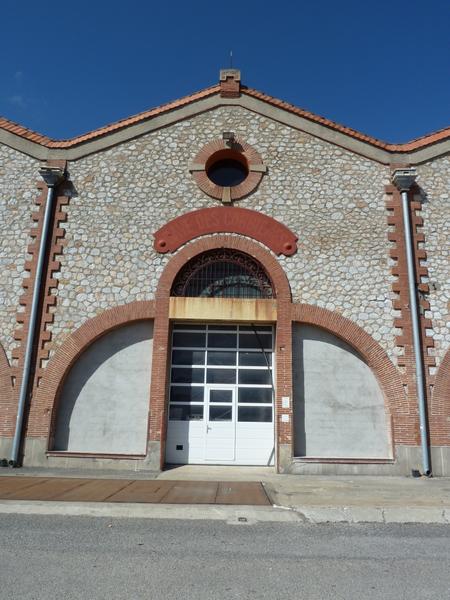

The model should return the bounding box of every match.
[46,106,396,360]
[0,145,39,363]
[417,156,450,368]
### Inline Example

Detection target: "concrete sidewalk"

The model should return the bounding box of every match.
[159,465,450,523]
[1,465,449,524]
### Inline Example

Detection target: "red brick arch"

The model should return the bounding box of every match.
[153,207,298,256]
[291,303,407,446]
[149,235,293,468]
[431,348,450,445]
[0,342,14,437]
[155,234,291,302]
[31,301,155,442]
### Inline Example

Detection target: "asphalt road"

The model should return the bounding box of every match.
[0,515,449,599]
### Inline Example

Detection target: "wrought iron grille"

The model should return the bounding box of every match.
[171,249,275,299]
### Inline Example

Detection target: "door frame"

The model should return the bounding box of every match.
[204,384,237,462]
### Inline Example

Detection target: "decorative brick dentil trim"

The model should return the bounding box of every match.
[12,160,70,393]
[385,184,436,378]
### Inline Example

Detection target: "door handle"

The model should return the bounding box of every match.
[206,425,212,432]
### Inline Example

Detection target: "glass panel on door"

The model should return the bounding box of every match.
[205,386,236,461]
[210,389,233,403]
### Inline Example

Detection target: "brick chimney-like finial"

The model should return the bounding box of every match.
[220,69,241,98]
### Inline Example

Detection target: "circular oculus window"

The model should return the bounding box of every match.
[190,138,266,202]
[206,150,249,187]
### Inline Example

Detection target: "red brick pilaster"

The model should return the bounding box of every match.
[8,160,68,437]
[385,183,435,444]
[274,297,293,459]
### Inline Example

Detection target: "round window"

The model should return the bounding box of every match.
[206,150,249,187]
[190,138,266,202]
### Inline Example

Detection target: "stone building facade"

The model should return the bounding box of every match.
[0,70,449,474]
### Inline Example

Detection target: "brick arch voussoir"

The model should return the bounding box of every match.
[291,303,405,443]
[432,347,450,419]
[156,235,291,302]
[35,301,155,441]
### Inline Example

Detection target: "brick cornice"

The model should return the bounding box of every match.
[291,303,407,445]
[29,301,155,441]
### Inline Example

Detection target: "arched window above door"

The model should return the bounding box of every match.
[170,249,275,299]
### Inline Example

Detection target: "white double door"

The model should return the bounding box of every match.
[165,383,274,465]
[165,322,275,465]
[204,385,236,462]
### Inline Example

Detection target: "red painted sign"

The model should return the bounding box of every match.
[153,207,298,256]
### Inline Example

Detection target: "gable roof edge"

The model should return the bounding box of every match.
[0,84,448,164]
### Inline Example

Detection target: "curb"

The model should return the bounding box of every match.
[0,500,449,524]
[0,501,300,523]
[275,505,450,524]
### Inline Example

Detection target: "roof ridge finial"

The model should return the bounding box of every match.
[219,67,241,99]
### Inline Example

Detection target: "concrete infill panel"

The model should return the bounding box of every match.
[292,324,391,460]
[0,437,12,461]
[53,322,153,455]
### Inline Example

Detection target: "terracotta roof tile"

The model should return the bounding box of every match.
[242,87,450,152]
[0,83,448,153]
[0,85,220,149]
[0,117,51,144]
[47,84,221,148]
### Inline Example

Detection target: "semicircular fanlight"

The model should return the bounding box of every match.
[171,249,275,299]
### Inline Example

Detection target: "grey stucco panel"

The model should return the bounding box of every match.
[292,324,391,459]
[53,321,153,454]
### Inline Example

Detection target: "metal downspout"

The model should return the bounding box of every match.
[9,166,65,467]
[392,168,431,476]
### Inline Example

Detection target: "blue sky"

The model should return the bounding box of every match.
[1,0,449,142]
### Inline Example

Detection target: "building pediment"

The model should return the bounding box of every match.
[0,71,449,164]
